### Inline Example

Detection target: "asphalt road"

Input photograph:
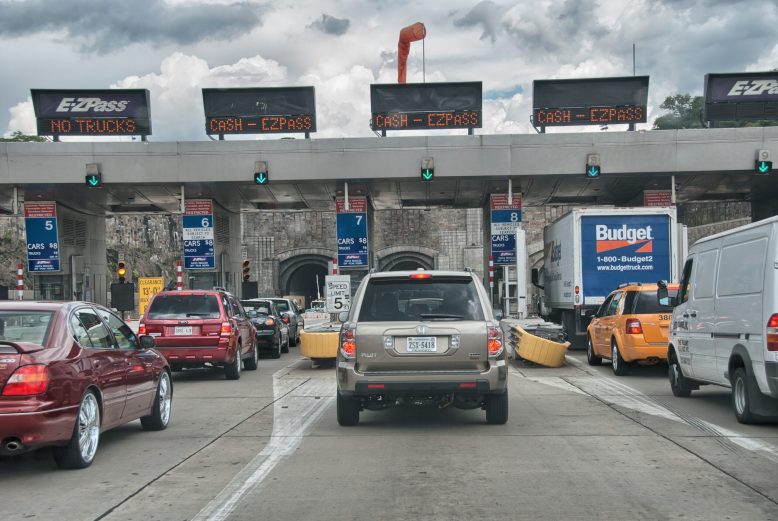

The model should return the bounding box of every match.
[2,348,778,521]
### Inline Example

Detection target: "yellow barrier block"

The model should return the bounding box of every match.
[513,325,570,368]
[299,329,340,360]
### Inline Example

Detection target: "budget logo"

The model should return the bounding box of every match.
[595,224,654,253]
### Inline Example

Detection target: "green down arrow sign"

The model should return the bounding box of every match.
[85,174,102,187]
[421,168,434,181]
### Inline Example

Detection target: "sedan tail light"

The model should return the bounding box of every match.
[138,323,146,335]
[487,325,503,356]
[767,314,778,352]
[340,328,356,358]
[281,315,290,324]
[2,365,49,396]
[265,318,275,327]
[626,318,643,335]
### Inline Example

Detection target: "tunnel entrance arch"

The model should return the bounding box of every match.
[377,246,436,271]
[277,249,335,307]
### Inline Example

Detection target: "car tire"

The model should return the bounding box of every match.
[53,390,101,469]
[337,391,360,426]
[668,352,692,398]
[587,336,602,366]
[732,367,758,424]
[611,339,629,376]
[244,342,259,371]
[272,334,282,359]
[282,335,290,354]
[225,345,242,380]
[485,392,509,425]
[289,328,297,347]
[141,371,173,431]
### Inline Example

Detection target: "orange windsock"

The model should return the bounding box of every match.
[398,22,426,84]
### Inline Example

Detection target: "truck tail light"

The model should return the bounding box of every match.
[2,365,49,396]
[626,318,643,335]
[138,323,146,335]
[487,325,503,356]
[767,314,778,352]
[341,328,356,358]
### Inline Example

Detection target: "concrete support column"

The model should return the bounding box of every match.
[752,197,778,222]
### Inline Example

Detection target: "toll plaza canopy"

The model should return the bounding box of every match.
[1,127,778,214]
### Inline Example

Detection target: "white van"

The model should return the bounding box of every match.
[660,215,778,424]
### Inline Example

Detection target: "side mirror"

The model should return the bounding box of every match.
[656,282,677,307]
[139,335,156,349]
[493,308,504,321]
[338,311,349,323]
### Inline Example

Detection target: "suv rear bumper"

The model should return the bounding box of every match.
[337,361,507,395]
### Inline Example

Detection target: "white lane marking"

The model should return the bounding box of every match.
[510,369,586,395]
[516,359,778,462]
[192,371,333,521]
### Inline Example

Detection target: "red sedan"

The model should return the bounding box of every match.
[0,301,172,469]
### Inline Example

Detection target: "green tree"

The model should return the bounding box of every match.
[652,94,705,129]
[0,130,46,142]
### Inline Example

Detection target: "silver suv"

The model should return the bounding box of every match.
[336,270,508,426]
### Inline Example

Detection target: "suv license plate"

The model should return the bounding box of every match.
[407,336,436,353]
[174,326,193,336]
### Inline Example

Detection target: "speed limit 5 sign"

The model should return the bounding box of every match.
[325,275,351,313]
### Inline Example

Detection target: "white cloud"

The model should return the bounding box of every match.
[6,98,36,136]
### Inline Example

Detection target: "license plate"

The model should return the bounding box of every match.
[407,336,436,353]
[174,326,193,336]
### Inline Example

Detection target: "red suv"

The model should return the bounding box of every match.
[140,290,257,379]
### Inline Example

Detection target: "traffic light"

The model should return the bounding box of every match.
[85,162,102,187]
[242,259,251,281]
[755,160,772,175]
[117,261,127,284]
[254,161,269,185]
[586,153,601,178]
[421,157,434,182]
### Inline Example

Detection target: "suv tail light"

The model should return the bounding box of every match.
[626,318,643,335]
[487,325,503,356]
[341,328,356,358]
[409,272,432,279]
[2,365,49,396]
[767,314,778,352]
[138,323,146,335]
[220,322,232,336]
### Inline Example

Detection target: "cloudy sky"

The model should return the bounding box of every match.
[1,0,777,140]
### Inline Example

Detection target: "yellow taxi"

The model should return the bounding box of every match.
[586,282,677,375]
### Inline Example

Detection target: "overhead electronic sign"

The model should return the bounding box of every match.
[336,196,369,268]
[370,82,482,131]
[24,202,60,272]
[703,72,778,123]
[183,199,215,270]
[532,76,649,127]
[203,87,316,135]
[490,194,522,266]
[31,89,151,137]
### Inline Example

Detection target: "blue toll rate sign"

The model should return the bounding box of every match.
[490,194,522,265]
[336,197,369,268]
[183,200,215,270]
[24,202,60,272]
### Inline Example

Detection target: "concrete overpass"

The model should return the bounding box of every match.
[1,127,776,306]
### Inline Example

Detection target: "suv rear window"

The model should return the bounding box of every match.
[147,294,221,319]
[359,277,485,321]
[273,300,290,313]
[633,290,675,314]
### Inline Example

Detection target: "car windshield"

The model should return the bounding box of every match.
[0,311,54,345]
[634,290,676,314]
[147,294,221,319]
[241,301,272,315]
[273,300,290,312]
[359,277,484,321]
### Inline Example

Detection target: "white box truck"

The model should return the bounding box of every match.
[534,207,685,348]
